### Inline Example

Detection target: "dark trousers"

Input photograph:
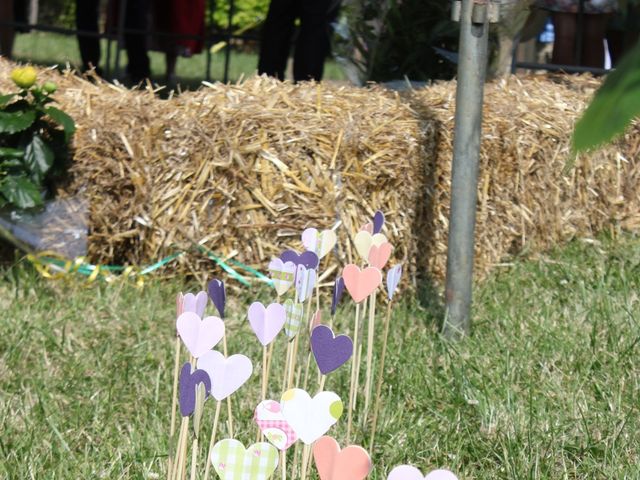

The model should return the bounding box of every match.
[76,0,101,72]
[124,0,151,82]
[258,0,337,82]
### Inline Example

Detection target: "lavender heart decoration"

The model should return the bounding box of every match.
[310,325,353,374]
[182,291,208,318]
[373,210,385,234]
[248,302,286,346]
[386,264,403,301]
[207,278,226,318]
[295,265,316,303]
[331,277,345,316]
[281,250,319,270]
[179,362,211,417]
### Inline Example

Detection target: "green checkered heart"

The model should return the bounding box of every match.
[211,439,278,480]
[284,299,304,339]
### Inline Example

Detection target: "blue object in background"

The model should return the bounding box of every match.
[539,18,555,43]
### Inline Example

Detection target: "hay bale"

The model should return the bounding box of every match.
[1,60,638,287]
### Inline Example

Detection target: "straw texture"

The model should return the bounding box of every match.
[1,60,638,286]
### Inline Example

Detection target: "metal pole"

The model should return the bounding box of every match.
[205,0,215,81]
[223,0,235,83]
[443,0,491,339]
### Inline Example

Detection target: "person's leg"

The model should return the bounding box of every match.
[293,0,334,81]
[125,0,151,83]
[581,13,608,68]
[258,0,297,80]
[0,0,15,58]
[551,11,577,65]
[76,0,102,73]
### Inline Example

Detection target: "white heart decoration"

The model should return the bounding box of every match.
[354,231,387,262]
[176,312,225,358]
[197,350,252,401]
[301,228,337,259]
[280,388,343,445]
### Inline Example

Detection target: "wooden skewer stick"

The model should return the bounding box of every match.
[300,444,311,480]
[202,401,222,480]
[189,437,199,480]
[346,301,360,442]
[167,337,182,480]
[281,449,287,480]
[364,289,377,414]
[170,417,187,480]
[369,300,393,452]
[221,334,234,437]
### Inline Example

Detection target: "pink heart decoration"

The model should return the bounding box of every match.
[182,291,208,318]
[176,312,225,358]
[313,436,372,480]
[310,309,322,332]
[359,222,373,234]
[254,400,298,450]
[342,264,382,303]
[197,350,253,401]
[387,466,458,480]
[248,302,286,346]
[176,293,184,318]
[368,242,393,270]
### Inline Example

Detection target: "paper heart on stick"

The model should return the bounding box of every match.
[295,265,316,303]
[182,291,208,318]
[313,436,372,480]
[284,299,304,339]
[342,264,382,303]
[254,400,298,450]
[372,210,385,234]
[386,264,403,301]
[176,292,184,318]
[310,309,322,332]
[281,388,343,444]
[301,228,337,259]
[176,312,225,358]
[178,362,211,417]
[197,350,252,401]
[311,325,353,374]
[359,222,373,234]
[248,302,286,346]
[268,258,296,296]
[387,466,458,480]
[331,277,345,316]
[354,231,387,262]
[281,250,319,269]
[368,242,393,270]
[207,279,226,318]
[210,439,279,480]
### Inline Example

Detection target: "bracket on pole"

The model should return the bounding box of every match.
[451,0,501,23]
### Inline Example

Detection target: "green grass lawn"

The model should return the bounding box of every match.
[1,235,640,479]
[11,31,347,87]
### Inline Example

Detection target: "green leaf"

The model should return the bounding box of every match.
[0,109,36,134]
[573,42,640,152]
[24,135,54,182]
[0,93,16,106]
[44,106,76,142]
[0,175,42,208]
[0,147,24,159]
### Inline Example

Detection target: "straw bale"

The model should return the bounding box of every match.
[1,59,638,287]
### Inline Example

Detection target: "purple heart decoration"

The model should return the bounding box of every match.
[373,210,385,234]
[281,250,319,270]
[207,278,226,318]
[331,276,345,316]
[310,325,353,374]
[179,362,211,417]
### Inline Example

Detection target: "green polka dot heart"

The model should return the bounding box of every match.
[210,439,278,480]
[280,388,343,445]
